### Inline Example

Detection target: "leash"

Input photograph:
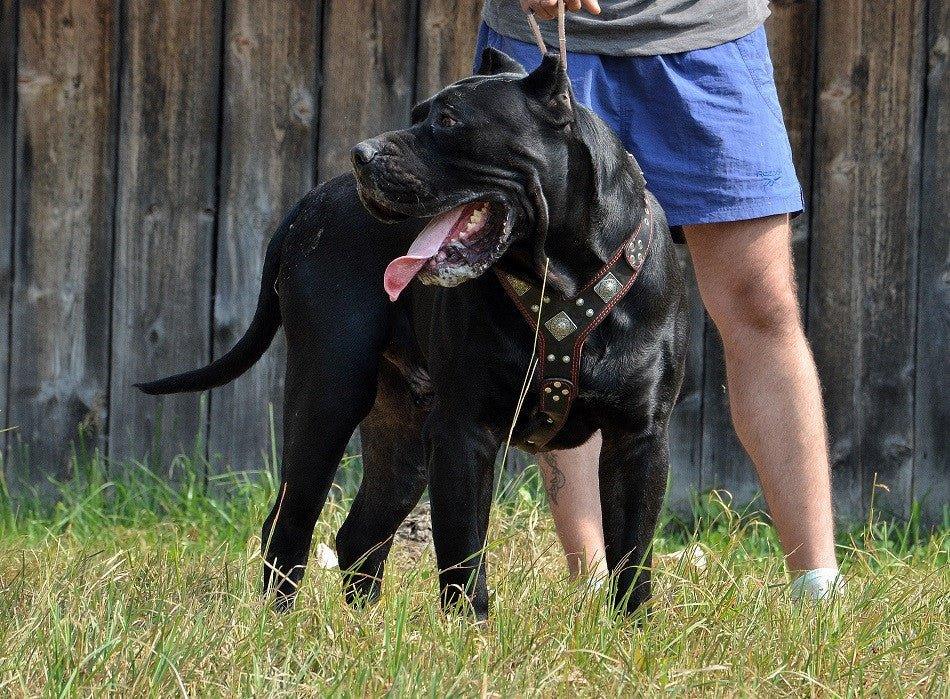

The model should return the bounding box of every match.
[496,0,584,464]
[523,1,568,66]
[498,0,579,468]
[497,1,568,470]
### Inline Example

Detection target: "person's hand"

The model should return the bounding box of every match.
[521,0,601,21]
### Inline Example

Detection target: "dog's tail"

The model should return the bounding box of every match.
[135,204,296,396]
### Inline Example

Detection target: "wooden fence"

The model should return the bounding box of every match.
[0,1,946,525]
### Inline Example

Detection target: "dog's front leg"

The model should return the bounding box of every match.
[599,426,670,616]
[424,414,500,620]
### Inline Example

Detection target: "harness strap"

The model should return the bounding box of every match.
[496,209,654,451]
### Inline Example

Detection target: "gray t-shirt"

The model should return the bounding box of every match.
[482,0,771,56]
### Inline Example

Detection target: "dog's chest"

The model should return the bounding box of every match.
[507,327,652,452]
[489,217,653,449]
[414,285,651,447]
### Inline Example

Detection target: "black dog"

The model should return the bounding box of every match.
[138,48,689,618]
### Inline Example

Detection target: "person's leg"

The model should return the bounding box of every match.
[683,214,837,573]
[538,432,609,581]
[544,213,839,594]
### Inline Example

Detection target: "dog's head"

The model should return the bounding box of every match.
[352,47,643,301]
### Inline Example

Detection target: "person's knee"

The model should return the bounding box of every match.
[704,267,802,345]
[686,215,803,346]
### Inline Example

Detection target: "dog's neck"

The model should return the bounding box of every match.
[541,150,647,297]
[496,105,649,298]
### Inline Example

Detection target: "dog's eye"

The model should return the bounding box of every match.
[437,113,458,129]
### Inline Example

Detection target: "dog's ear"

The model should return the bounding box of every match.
[477,46,527,76]
[573,109,647,208]
[521,52,574,127]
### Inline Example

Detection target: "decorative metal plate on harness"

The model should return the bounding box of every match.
[496,209,655,451]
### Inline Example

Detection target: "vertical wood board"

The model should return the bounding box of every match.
[0,0,16,457]
[7,0,118,492]
[108,0,224,470]
[317,0,418,180]
[808,0,925,519]
[914,0,949,527]
[415,0,483,98]
[208,0,321,479]
[667,249,705,516]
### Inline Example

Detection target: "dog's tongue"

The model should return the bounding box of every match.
[383,206,468,301]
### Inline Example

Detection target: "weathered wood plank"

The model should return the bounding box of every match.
[914,0,949,528]
[415,0,482,98]
[699,324,760,509]
[317,0,418,180]
[108,0,223,470]
[6,0,117,494]
[207,0,321,480]
[0,0,16,459]
[808,0,925,520]
[699,6,818,510]
[318,0,418,475]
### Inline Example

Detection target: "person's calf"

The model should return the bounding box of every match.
[539,432,610,581]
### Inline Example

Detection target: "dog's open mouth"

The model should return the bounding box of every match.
[383,201,514,301]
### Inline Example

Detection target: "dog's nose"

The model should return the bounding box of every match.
[351,141,378,167]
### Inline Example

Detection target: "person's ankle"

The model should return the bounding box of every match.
[785,547,839,573]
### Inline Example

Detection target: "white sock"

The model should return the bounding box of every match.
[789,567,845,601]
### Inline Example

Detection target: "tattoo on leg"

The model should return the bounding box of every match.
[544,454,567,505]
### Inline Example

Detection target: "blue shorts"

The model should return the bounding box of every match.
[474,24,803,234]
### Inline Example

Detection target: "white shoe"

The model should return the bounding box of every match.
[314,542,339,569]
[658,544,708,571]
[790,567,845,601]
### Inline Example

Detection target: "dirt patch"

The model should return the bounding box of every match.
[395,501,432,548]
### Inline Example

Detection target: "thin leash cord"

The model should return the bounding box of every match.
[523,0,568,65]
[524,11,547,54]
[557,0,567,65]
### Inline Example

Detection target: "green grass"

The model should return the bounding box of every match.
[0,453,946,697]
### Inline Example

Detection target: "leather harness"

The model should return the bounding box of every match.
[496,208,655,451]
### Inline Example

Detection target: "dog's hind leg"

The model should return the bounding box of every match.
[598,427,670,616]
[261,346,384,610]
[260,230,398,610]
[335,389,428,606]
